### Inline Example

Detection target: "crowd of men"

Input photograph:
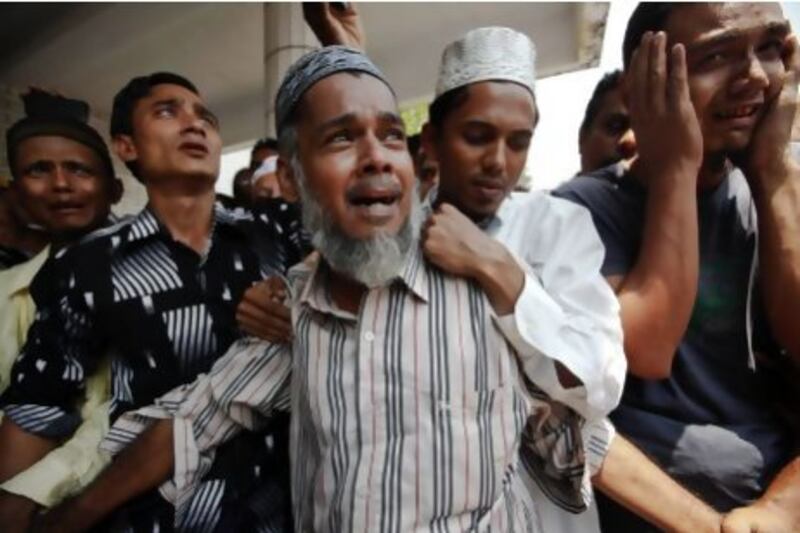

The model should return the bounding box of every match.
[0,2,798,532]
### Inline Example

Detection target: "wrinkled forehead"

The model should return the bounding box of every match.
[665,2,787,46]
[297,72,399,129]
[16,135,101,165]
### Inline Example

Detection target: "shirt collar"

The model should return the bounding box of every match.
[296,241,430,320]
[123,201,250,248]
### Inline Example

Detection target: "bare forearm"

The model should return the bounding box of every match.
[618,168,699,378]
[594,435,720,533]
[757,455,800,522]
[46,419,174,531]
[0,419,57,482]
[751,162,800,361]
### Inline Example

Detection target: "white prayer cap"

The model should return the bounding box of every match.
[435,26,537,99]
[253,155,278,180]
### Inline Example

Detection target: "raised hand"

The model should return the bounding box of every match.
[627,31,703,182]
[739,34,800,186]
[303,2,366,49]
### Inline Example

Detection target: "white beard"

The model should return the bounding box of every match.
[293,160,421,288]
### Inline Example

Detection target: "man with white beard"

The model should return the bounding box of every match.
[34,46,626,532]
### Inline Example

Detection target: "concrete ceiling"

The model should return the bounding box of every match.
[0,2,607,149]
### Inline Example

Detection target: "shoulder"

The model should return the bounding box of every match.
[54,215,136,264]
[552,169,628,211]
[500,191,597,233]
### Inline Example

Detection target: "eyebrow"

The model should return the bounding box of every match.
[686,20,790,53]
[462,118,534,133]
[316,111,404,132]
[151,97,180,109]
[194,102,219,125]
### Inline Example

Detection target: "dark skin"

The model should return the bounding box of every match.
[0,84,223,531]
[610,3,800,530]
[0,136,121,532]
[578,85,637,173]
[35,70,418,533]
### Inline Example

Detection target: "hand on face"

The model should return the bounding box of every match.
[421,202,501,279]
[627,31,704,181]
[735,34,800,182]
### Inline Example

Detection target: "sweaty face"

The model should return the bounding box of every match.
[580,86,636,172]
[292,72,415,241]
[428,81,536,221]
[666,3,789,154]
[120,83,222,184]
[12,136,116,237]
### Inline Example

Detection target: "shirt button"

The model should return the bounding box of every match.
[363,331,375,342]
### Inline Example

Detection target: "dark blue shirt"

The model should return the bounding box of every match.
[554,166,794,511]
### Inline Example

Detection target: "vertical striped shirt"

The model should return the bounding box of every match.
[107,234,624,532]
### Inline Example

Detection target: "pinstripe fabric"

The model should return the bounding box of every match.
[108,242,621,532]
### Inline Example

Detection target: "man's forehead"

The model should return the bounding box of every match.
[143,83,203,105]
[17,135,98,158]
[301,73,398,125]
[667,2,786,45]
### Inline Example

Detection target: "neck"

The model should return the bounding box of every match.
[697,152,729,191]
[147,179,216,254]
[327,265,367,315]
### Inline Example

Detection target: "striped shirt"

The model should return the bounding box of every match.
[2,201,306,531]
[107,201,625,532]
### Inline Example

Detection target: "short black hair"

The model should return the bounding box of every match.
[579,70,623,139]
[250,137,279,169]
[428,86,472,132]
[110,72,199,179]
[622,3,678,69]
[252,137,279,155]
[428,82,540,135]
[406,133,421,158]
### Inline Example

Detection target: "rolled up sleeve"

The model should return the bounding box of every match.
[0,362,112,506]
[101,337,292,523]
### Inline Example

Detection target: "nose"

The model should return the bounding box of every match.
[731,53,770,96]
[51,166,73,191]
[358,133,393,176]
[616,129,637,160]
[183,109,208,137]
[481,141,507,177]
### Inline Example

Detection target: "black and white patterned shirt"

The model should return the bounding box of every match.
[2,200,307,531]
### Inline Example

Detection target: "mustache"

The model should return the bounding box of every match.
[345,174,402,201]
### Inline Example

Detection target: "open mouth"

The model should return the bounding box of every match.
[179,142,208,156]
[346,182,402,222]
[714,104,761,121]
[50,201,84,215]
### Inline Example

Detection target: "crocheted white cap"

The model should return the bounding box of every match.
[435,27,537,98]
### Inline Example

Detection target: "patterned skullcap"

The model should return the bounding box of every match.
[275,45,393,135]
[435,27,537,99]
[6,90,114,181]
